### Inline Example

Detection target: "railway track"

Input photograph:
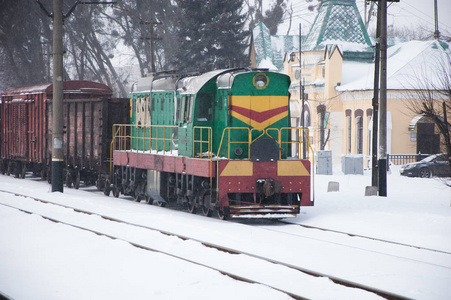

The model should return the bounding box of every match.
[0,188,402,299]
[274,220,451,256]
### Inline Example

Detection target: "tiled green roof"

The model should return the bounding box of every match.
[303,0,373,58]
[253,22,304,71]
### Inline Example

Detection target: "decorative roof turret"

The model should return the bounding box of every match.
[303,0,373,61]
[252,22,303,71]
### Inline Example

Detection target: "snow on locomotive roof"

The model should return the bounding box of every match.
[134,69,270,95]
[178,69,229,94]
[135,76,179,93]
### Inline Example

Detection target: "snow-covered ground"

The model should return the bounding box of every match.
[0,165,450,299]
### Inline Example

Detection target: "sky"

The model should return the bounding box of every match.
[276,0,451,37]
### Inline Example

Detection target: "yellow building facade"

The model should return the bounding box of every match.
[285,40,449,168]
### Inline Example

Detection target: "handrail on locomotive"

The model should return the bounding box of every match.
[109,124,314,202]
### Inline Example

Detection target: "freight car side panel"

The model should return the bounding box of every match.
[4,100,31,160]
[47,97,110,171]
[2,93,49,165]
[63,99,106,169]
[12,102,28,159]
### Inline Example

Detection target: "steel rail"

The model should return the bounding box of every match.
[0,188,408,300]
[276,219,451,256]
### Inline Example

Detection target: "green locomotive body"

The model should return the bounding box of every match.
[110,69,312,218]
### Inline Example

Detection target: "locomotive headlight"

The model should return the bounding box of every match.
[253,73,269,89]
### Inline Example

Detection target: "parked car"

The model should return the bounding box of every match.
[400,153,450,178]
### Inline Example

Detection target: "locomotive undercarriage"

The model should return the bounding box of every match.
[108,165,217,217]
[175,173,215,217]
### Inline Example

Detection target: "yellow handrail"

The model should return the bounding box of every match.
[192,126,214,206]
[192,126,213,159]
[109,124,313,204]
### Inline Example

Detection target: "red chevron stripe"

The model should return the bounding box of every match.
[231,105,288,123]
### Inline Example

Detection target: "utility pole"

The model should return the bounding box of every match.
[37,0,116,192]
[371,2,382,188]
[378,0,388,197]
[51,0,64,192]
[112,5,159,74]
[299,23,306,159]
[140,20,160,73]
[434,0,440,39]
[368,0,398,195]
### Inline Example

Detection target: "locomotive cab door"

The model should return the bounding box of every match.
[214,91,229,156]
[193,92,214,157]
[177,94,194,156]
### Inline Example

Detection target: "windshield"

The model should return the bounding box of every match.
[422,154,442,162]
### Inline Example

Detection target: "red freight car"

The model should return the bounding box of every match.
[0,81,129,189]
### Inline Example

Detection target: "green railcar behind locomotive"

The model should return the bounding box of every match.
[108,68,313,219]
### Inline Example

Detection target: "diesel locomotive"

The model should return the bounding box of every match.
[108,69,313,219]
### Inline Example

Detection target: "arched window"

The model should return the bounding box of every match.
[317,104,327,150]
[346,109,352,154]
[355,109,364,154]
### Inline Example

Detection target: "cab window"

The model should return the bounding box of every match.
[196,92,213,122]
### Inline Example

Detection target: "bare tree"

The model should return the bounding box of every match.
[406,51,451,185]
[364,1,375,29]
[0,0,52,88]
[100,0,179,77]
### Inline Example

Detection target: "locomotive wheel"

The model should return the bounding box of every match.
[201,206,212,217]
[156,201,166,207]
[144,195,152,204]
[133,193,141,202]
[201,194,213,217]
[217,208,227,220]
[186,202,196,214]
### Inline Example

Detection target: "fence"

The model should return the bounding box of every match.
[388,154,430,165]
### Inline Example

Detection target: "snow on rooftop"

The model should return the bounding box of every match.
[337,39,451,91]
[319,40,371,52]
[258,58,278,71]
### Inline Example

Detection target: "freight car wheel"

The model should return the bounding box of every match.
[113,187,120,198]
[21,164,26,179]
[74,171,80,189]
[104,185,111,196]
[65,172,73,188]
